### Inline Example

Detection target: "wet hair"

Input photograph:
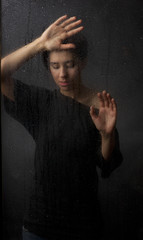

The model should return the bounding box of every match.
[42,33,88,70]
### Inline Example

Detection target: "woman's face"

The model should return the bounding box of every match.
[49,50,83,93]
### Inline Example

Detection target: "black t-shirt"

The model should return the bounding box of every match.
[3,80,123,240]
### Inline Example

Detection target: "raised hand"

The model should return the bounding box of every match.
[39,15,83,51]
[90,91,117,137]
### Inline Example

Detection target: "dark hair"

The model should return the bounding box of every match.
[42,33,88,70]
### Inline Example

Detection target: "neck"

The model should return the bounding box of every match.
[60,83,87,100]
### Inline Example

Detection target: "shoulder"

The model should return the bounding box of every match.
[14,79,53,98]
[84,88,99,109]
[4,79,55,107]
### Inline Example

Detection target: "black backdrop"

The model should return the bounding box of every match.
[2,0,143,239]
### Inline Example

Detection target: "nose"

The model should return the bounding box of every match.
[59,66,67,78]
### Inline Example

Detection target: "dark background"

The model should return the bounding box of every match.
[2,0,143,239]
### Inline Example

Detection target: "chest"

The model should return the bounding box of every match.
[38,97,98,151]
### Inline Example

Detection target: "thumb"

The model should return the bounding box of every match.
[89,105,98,120]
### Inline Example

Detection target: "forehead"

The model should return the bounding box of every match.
[49,50,77,62]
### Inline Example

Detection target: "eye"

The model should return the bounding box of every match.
[50,63,59,69]
[66,61,75,68]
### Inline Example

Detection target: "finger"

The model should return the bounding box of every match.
[102,90,109,107]
[111,98,117,112]
[54,15,68,25]
[66,26,84,37]
[97,92,104,108]
[65,19,82,32]
[60,16,77,28]
[107,93,112,109]
[60,43,76,50]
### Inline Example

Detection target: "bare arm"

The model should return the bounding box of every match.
[1,15,83,101]
[1,38,43,101]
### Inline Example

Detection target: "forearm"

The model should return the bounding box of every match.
[1,37,43,80]
[101,130,116,161]
[1,15,83,81]
[1,16,83,100]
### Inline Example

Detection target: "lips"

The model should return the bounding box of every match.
[59,81,70,86]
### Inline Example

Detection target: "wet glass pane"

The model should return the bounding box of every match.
[2,0,143,239]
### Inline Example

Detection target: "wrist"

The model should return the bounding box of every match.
[37,36,52,52]
[100,129,115,141]
[100,130,116,161]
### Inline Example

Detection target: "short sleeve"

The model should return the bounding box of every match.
[97,129,123,178]
[3,79,51,140]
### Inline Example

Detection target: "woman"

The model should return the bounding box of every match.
[1,15,123,240]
